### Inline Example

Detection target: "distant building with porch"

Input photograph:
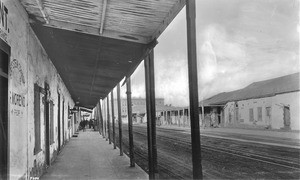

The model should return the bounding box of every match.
[111,98,192,126]
[201,73,300,130]
[113,98,164,119]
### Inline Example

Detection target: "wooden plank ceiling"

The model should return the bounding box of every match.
[20,0,185,109]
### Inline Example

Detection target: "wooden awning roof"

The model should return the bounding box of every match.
[20,0,185,108]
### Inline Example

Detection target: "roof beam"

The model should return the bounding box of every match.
[43,19,151,44]
[74,89,106,96]
[35,0,50,24]
[99,0,108,34]
[152,0,186,40]
[89,50,100,97]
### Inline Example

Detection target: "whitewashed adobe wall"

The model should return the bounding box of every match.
[4,0,28,179]
[237,97,272,127]
[224,102,235,125]
[272,91,299,130]
[223,91,299,130]
[27,26,75,178]
[2,0,75,179]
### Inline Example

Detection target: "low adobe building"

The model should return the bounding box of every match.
[201,73,300,130]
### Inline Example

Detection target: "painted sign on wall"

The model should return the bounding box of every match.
[9,58,26,118]
[0,0,9,42]
[9,91,26,118]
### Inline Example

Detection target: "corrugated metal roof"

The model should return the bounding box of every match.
[202,72,300,106]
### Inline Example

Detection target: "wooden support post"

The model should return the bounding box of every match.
[186,0,203,179]
[144,50,157,179]
[178,110,180,125]
[95,104,99,132]
[183,110,185,126]
[98,101,103,135]
[111,91,116,149]
[178,110,180,126]
[117,83,123,156]
[98,103,101,134]
[100,102,103,134]
[105,98,108,141]
[164,111,167,125]
[145,53,154,179]
[107,95,111,144]
[101,100,106,139]
[126,77,135,167]
[188,107,190,126]
[201,103,205,127]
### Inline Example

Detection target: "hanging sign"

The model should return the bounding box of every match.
[0,0,9,42]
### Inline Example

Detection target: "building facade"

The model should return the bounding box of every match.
[0,1,78,179]
[203,73,300,130]
[113,98,164,117]
[224,91,300,130]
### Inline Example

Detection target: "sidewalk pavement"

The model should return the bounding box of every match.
[41,129,148,180]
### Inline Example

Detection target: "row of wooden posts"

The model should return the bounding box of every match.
[93,1,202,179]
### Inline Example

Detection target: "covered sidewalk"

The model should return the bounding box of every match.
[41,129,148,180]
[4,0,203,179]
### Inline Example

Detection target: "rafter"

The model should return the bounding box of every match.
[152,0,185,40]
[99,0,108,34]
[44,19,150,44]
[35,0,50,24]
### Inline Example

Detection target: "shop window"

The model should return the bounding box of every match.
[249,108,254,122]
[34,84,41,154]
[257,107,262,121]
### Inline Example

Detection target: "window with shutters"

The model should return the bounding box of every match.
[34,84,41,154]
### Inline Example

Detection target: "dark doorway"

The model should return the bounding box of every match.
[266,107,271,128]
[283,106,291,129]
[57,92,61,152]
[44,83,50,166]
[0,40,10,180]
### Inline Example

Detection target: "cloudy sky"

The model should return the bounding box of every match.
[122,0,299,107]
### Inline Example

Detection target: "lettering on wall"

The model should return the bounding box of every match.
[9,91,25,118]
[11,92,25,107]
[9,59,26,118]
[0,0,9,42]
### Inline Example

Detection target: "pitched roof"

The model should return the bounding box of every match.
[202,72,300,106]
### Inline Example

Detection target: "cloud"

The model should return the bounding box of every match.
[155,55,189,106]
[130,53,189,106]
[129,0,299,107]
[197,24,249,98]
